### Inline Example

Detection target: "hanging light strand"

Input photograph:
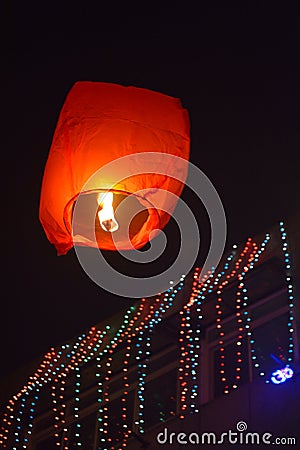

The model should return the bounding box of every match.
[0,348,60,448]
[232,239,258,392]
[97,305,139,449]
[73,366,81,447]
[120,298,149,447]
[179,268,201,419]
[10,345,70,450]
[178,246,238,412]
[279,221,295,364]
[216,240,252,395]
[136,277,185,433]
[212,238,260,395]
[136,303,160,434]
[180,249,237,418]
[19,388,40,450]
[70,328,108,449]
[1,326,108,450]
[187,266,218,414]
[237,234,271,381]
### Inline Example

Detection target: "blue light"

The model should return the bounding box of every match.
[270,366,294,384]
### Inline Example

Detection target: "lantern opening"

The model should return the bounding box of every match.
[65,189,160,251]
[97,192,119,233]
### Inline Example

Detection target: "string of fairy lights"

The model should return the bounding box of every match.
[178,251,236,418]
[134,277,186,436]
[279,221,295,364]
[0,221,297,449]
[177,234,270,417]
[73,366,81,446]
[242,237,271,380]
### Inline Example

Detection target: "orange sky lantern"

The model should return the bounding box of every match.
[39,82,190,254]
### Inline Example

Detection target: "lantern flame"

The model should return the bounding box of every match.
[97,192,119,232]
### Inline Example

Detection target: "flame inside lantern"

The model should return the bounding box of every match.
[97,192,119,232]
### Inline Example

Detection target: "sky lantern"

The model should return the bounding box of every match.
[39,81,190,255]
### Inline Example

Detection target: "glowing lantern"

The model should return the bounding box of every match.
[39,81,190,254]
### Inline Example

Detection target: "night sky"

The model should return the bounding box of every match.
[3,3,300,382]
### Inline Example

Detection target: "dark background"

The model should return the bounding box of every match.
[3,3,299,380]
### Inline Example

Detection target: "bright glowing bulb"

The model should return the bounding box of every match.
[97,192,119,232]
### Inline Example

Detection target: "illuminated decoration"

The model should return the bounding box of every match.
[271,366,294,384]
[118,300,148,445]
[279,221,295,364]
[73,366,81,447]
[232,240,256,391]
[0,226,297,449]
[135,278,185,435]
[51,381,64,447]
[189,277,202,414]
[177,235,270,419]
[247,221,295,383]
[0,328,109,449]
[39,81,190,254]
[120,337,133,444]
[95,292,186,447]
[12,391,31,449]
[233,240,267,391]
[241,236,271,379]
[214,238,268,395]
[179,268,202,419]
[21,390,39,448]
[96,306,138,446]
[2,347,70,449]
[215,245,249,396]
[135,311,155,435]
[184,249,236,411]
[221,235,270,392]
[102,355,112,443]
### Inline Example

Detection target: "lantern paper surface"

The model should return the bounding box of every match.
[39,82,190,254]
